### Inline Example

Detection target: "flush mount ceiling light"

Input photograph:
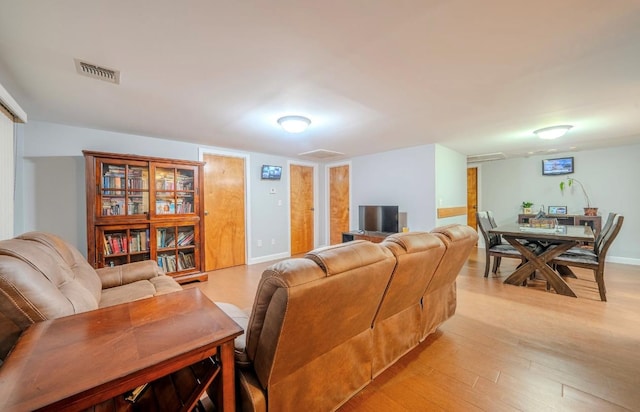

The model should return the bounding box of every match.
[277,115,311,133]
[533,125,573,140]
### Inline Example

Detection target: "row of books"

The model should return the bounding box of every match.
[157,252,195,272]
[155,173,194,190]
[155,200,193,214]
[102,199,125,216]
[104,231,150,256]
[104,233,127,255]
[157,228,176,248]
[102,199,148,216]
[129,230,150,252]
[177,230,194,247]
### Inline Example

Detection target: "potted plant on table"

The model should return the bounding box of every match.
[521,201,534,214]
[559,177,598,216]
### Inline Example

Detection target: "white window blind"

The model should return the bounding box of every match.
[0,105,15,240]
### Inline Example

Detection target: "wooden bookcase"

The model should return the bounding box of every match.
[84,151,206,283]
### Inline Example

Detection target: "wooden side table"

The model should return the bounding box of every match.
[0,288,243,411]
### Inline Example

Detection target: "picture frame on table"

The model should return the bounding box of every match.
[548,206,567,215]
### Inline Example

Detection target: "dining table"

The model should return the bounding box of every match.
[488,223,595,297]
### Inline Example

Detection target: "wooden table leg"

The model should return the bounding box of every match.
[218,341,236,412]
[502,236,578,298]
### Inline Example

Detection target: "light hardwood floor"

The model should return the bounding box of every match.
[190,248,640,411]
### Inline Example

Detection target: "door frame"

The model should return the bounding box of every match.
[287,159,319,253]
[324,160,352,246]
[198,147,251,266]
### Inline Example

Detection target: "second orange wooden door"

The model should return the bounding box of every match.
[290,164,314,255]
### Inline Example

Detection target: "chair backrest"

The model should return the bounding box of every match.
[487,210,498,228]
[596,215,624,261]
[476,211,499,248]
[595,212,617,251]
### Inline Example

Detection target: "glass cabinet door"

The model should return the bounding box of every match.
[99,226,150,267]
[153,165,196,216]
[155,223,198,274]
[99,161,149,217]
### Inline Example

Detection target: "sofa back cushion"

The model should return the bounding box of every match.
[428,225,478,293]
[0,234,101,361]
[420,224,478,339]
[17,232,102,304]
[378,232,446,321]
[245,240,396,411]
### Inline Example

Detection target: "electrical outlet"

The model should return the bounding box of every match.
[257,239,262,247]
[271,238,276,245]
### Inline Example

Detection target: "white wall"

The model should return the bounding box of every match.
[351,145,437,232]
[478,144,640,263]
[435,144,468,226]
[17,121,302,261]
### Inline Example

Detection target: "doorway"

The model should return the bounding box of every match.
[328,164,350,245]
[202,153,246,271]
[467,166,478,229]
[289,163,315,255]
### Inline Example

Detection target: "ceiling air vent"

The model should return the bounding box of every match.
[298,149,345,159]
[74,59,120,84]
[467,152,506,163]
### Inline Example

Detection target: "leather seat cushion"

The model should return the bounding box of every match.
[99,280,157,308]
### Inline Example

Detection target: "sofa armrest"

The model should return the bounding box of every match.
[96,260,165,289]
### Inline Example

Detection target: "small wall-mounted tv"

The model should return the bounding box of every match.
[359,205,399,233]
[261,165,282,180]
[542,157,574,176]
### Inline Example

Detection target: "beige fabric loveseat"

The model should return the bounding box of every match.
[220,224,478,412]
[0,231,182,362]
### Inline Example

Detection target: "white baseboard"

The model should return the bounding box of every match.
[247,252,290,265]
[607,256,640,266]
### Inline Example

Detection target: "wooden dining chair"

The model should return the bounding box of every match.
[552,215,624,301]
[476,211,527,278]
[552,212,617,259]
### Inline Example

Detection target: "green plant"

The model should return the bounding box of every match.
[521,201,534,208]
[559,177,591,208]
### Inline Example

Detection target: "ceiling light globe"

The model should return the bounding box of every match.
[534,125,573,140]
[278,115,311,133]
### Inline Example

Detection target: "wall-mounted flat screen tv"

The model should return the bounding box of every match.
[261,165,282,180]
[358,205,399,233]
[542,157,574,176]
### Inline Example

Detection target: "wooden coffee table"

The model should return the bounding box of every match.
[0,288,243,411]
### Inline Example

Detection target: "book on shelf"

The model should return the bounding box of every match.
[157,254,178,272]
[104,233,127,255]
[102,198,126,216]
[129,230,149,252]
[177,230,194,246]
[155,200,175,214]
[178,251,195,270]
[157,228,176,248]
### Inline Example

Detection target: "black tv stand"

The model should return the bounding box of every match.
[342,231,395,244]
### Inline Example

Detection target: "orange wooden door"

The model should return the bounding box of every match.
[290,164,314,255]
[329,164,350,245]
[467,167,478,229]
[203,153,246,271]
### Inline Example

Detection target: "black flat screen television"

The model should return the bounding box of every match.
[358,205,399,233]
[542,157,574,175]
[261,165,282,180]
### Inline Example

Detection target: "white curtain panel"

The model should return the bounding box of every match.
[0,107,14,240]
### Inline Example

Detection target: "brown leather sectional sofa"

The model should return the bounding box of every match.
[220,224,478,412]
[0,231,182,362]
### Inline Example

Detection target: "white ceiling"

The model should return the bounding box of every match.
[1,0,640,161]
